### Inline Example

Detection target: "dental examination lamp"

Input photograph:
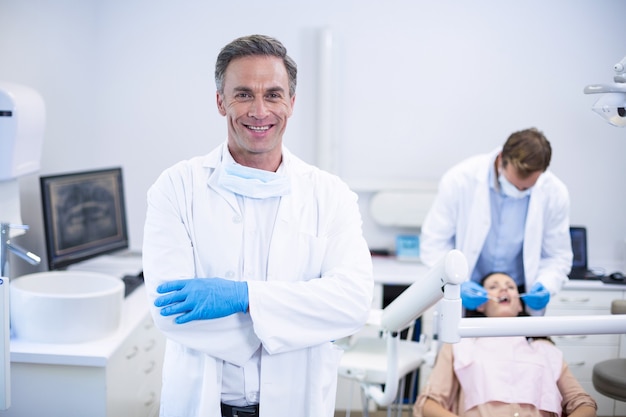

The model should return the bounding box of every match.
[0,81,45,410]
[584,55,626,127]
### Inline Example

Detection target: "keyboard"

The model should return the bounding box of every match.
[568,268,603,280]
[122,272,144,297]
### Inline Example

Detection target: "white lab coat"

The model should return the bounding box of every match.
[420,148,572,295]
[142,143,373,417]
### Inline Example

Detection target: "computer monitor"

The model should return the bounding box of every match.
[40,167,129,270]
[570,226,588,271]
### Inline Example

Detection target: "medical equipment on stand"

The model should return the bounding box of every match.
[0,81,45,410]
[584,54,626,127]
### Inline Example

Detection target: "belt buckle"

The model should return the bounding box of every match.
[232,406,257,417]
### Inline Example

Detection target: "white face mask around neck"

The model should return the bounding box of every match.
[498,172,531,199]
[217,162,291,199]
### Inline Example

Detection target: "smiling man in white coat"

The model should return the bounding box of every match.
[420,128,573,315]
[142,34,374,417]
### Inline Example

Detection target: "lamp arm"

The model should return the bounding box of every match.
[381,249,467,333]
[584,55,626,94]
[456,315,626,338]
[584,83,626,94]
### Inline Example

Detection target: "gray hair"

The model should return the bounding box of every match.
[215,34,297,97]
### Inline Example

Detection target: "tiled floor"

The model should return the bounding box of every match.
[334,411,626,417]
[334,407,413,417]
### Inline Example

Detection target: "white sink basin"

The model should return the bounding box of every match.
[10,271,125,344]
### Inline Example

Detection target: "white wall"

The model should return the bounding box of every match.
[1,0,625,277]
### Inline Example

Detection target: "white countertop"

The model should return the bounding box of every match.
[372,256,430,285]
[9,284,150,367]
[371,256,626,291]
[8,258,624,368]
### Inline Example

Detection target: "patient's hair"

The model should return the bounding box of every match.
[214,34,298,97]
[501,127,552,178]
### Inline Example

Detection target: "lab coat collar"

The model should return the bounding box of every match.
[205,145,239,212]
[202,141,292,172]
[472,147,501,187]
[204,142,296,212]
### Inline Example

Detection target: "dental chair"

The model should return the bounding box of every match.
[337,309,427,417]
[591,299,626,403]
[337,251,467,417]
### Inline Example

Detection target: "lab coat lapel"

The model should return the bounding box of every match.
[265,148,302,282]
[462,155,493,271]
[523,175,545,281]
[266,182,298,282]
[204,152,240,214]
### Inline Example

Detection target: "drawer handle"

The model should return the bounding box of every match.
[558,297,591,303]
[126,346,139,359]
[556,335,587,340]
[144,391,156,407]
[567,361,586,367]
[144,360,156,374]
[144,338,157,352]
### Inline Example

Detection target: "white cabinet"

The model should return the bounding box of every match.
[617,332,626,417]
[0,286,165,417]
[105,315,165,417]
[545,285,625,417]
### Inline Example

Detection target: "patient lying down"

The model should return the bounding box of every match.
[413,272,597,417]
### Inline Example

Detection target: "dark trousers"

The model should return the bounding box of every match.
[220,403,259,417]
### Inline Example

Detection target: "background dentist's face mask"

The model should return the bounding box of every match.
[498,172,531,199]
[218,163,291,199]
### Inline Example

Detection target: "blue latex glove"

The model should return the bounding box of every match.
[460,281,489,310]
[155,278,249,324]
[520,282,550,310]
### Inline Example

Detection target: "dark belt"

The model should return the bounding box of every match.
[220,403,259,417]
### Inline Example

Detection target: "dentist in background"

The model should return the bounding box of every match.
[420,128,573,314]
[142,34,373,417]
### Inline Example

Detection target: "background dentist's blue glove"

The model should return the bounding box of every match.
[155,278,249,324]
[461,281,489,310]
[520,282,550,310]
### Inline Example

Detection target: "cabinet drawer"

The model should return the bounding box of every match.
[615,396,626,416]
[107,315,165,417]
[138,384,160,417]
[548,290,620,310]
[544,308,621,345]
[550,332,619,346]
[556,345,618,382]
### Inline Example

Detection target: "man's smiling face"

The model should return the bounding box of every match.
[217,55,295,170]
